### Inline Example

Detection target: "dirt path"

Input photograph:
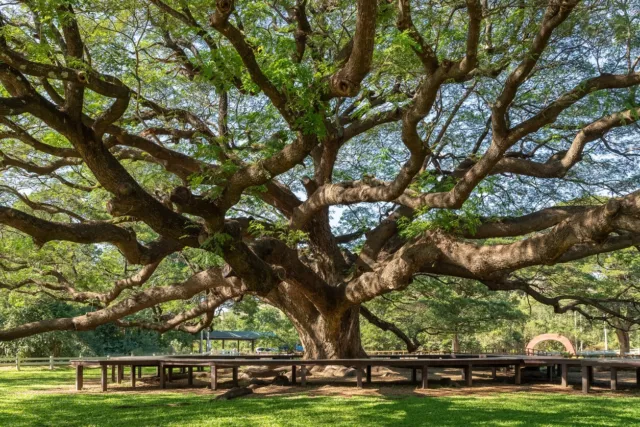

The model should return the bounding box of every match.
[28,366,640,399]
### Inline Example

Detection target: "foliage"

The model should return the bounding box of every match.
[1,0,640,359]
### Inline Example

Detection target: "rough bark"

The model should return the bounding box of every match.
[615,329,631,356]
[267,284,365,359]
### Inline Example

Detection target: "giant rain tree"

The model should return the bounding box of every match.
[1,0,640,358]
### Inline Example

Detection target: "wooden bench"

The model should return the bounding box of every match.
[156,357,526,390]
[71,355,640,394]
[71,354,298,391]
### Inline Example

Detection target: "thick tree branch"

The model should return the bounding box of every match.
[360,305,420,352]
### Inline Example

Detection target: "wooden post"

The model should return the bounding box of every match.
[210,365,217,391]
[101,365,108,392]
[232,367,239,387]
[547,365,554,382]
[301,366,306,386]
[50,355,54,371]
[582,366,591,394]
[610,367,617,391]
[188,367,193,386]
[131,366,136,388]
[75,365,84,391]
[561,364,568,387]
[137,366,142,379]
[465,364,472,387]
[411,368,417,383]
[156,366,160,377]
[366,365,372,384]
[160,364,166,389]
[111,365,116,382]
[117,365,123,384]
[356,367,363,388]
[291,365,296,385]
[168,367,173,382]
[491,367,497,380]
[514,364,521,385]
[421,365,428,389]
[15,354,20,371]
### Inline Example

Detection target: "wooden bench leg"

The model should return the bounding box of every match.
[232,367,239,387]
[101,365,108,392]
[422,365,428,390]
[291,365,296,385]
[561,364,568,387]
[188,366,193,386]
[167,367,173,382]
[160,365,166,389]
[465,365,472,387]
[491,367,497,380]
[515,364,521,385]
[137,366,142,379]
[301,366,306,387]
[582,366,591,394]
[610,367,617,391]
[76,365,84,391]
[131,365,136,388]
[366,365,372,384]
[356,367,363,388]
[117,365,123,384]
[210,365,217,391]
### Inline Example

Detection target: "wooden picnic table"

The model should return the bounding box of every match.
[70,355,640,394]
[73,356,526,391]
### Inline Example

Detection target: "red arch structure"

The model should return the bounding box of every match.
[526,333,577,355]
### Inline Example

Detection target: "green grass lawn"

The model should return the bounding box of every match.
[1,368,639,426]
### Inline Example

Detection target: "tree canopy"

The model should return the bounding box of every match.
[1,0,640,358]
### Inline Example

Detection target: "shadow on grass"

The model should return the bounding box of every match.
[2,369,639,426]
[2,391,640,427]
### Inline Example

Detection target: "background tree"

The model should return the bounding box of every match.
[515,248,640,354]
[361,277,525,352]
[1,0,640,358]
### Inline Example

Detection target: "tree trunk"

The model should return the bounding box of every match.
[294,306,365,359]
[266,285,366,359]
[615,329,630,355]
[452,333,460,353]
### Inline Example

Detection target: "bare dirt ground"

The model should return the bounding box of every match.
[30,366,640,399]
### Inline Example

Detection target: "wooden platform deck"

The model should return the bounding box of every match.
[70,355,640,394]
